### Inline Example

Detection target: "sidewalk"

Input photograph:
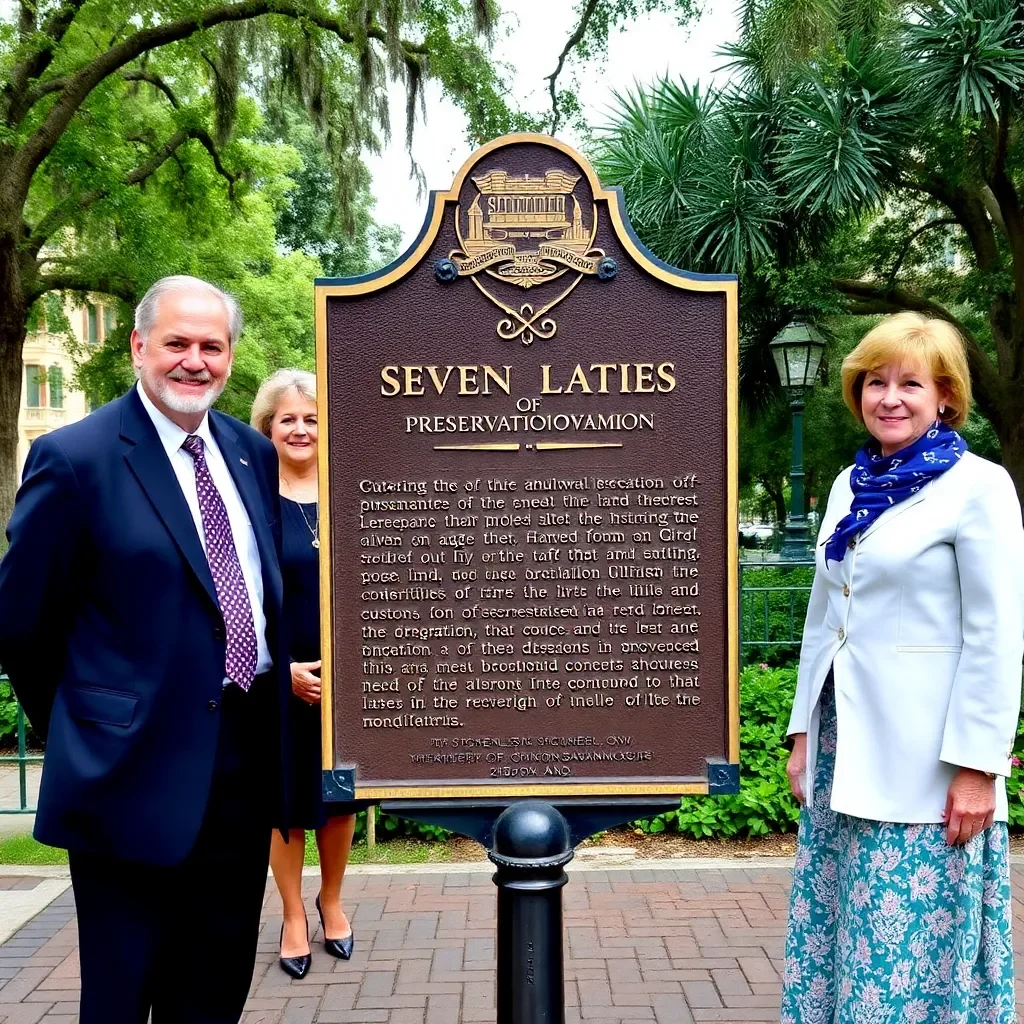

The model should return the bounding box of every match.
[0,764,38,838]
[0,861,1022,1023]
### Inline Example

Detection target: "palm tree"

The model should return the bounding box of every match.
[594,0,1024,502]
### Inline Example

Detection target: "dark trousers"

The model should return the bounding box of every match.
[69,681,274,1024]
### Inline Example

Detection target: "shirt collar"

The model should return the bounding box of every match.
[135,381,214,459]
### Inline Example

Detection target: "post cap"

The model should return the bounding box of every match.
[491,801,573,866]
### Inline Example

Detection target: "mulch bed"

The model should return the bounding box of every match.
[446,826,799,862]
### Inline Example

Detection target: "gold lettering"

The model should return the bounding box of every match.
[564,364,593,394]
[591,363,617,394]
[425,366,455,393]
[458,365,480,395]
[619,363,631,394]
[635,363,656,393]
[380,365,401,397]
[657,362,676,392]
[482,365,512,395]
[540,365,562,394]
[403,366,425,396]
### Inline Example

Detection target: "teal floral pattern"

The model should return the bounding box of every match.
[781,679,1015,1023]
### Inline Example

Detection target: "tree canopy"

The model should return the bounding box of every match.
[594,0,1024,508]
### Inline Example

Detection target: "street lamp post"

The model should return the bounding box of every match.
[770,322,826,560]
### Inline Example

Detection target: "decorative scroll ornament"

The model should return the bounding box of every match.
[447,168,608,345]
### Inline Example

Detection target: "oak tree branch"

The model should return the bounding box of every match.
[886,218,956,289]
[3,0,428,208]
[121,70,181,109]
[30,272,137,305]
[4,0,86,123]
[545,0,600,135]
[26,126,238,255]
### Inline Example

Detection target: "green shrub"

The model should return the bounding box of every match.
[352,805,452,843]
[0,679,20,746]
[633,663,801,838]
[0,678,38,749]
[1005,687,1024,830]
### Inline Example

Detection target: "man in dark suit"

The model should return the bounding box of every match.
[0,276,292,1022]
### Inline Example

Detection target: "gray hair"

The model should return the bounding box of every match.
[251,369,317,437]
[134,275,243,347]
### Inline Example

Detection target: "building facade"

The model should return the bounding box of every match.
[17,298,114,477]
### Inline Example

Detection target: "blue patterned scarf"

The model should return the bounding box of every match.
[824,421,967,565]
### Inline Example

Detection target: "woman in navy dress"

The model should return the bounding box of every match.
[252,369,367,979]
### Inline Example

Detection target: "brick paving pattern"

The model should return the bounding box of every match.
[0,864,1022,1022]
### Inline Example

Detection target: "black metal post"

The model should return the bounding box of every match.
[780,392,811,558]
[381,797,680,1020]
[489,801,573,1024]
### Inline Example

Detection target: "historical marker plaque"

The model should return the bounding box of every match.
[316,135,738,800]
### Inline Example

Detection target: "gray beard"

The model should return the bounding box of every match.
[146,371,227,415]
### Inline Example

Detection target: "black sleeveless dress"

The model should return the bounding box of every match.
[281,497,366,828]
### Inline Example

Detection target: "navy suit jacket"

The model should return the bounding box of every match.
[0,388,292,865]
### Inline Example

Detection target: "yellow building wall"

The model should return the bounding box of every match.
[16,298,113,479]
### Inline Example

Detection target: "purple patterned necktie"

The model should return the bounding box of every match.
[182,434,258,691]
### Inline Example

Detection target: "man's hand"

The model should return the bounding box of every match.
[290,660,322,704]
[787,733,808,803]
[943,768,996,845]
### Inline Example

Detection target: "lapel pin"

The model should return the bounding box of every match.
[240,458,248,466]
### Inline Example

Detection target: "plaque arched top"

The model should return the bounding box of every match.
[315,133,738,297]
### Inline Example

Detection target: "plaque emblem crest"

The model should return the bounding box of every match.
[446,168,607,345]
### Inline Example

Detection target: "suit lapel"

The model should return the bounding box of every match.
[855,487,931,543]
[211,414,283,611]
[119,391,220,612]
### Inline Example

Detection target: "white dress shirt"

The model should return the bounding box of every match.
[136,382,272,678]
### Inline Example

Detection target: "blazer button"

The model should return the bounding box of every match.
[207,700,219,712]
[213,625,225,642]
[838,627,845,640]
[848,539,856,550]
[843,584,850,597]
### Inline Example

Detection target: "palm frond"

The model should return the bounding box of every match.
[775,33,918,215]
[904,0,1024,121]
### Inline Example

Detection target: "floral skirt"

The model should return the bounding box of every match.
[781,677,1016,1024]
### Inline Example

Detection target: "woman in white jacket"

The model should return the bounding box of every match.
[781,312,1024,1023]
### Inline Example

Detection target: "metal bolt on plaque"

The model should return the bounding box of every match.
[314,134,739,1024]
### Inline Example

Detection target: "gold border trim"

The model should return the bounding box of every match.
[316,290,334,771]
[726,285,740,763]
[316,132,741,793]
[355,782,709,799]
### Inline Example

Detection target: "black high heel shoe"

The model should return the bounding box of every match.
[278,917,312,979]
[316,893,354,960]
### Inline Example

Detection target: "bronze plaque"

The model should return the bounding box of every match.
[316,135,738,800]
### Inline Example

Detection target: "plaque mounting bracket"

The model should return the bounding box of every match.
[706,758,740,795]
[322,767,357,802]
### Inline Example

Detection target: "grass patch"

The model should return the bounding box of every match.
[0,833,67,865]
[307,836,451,866]
[0,832,450,867]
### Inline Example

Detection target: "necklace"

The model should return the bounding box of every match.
[282,478,320,548]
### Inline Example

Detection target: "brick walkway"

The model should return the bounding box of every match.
[0,864,1022,1023]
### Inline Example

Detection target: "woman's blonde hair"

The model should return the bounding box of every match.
[841,312,971,429]
[250,369,317,437]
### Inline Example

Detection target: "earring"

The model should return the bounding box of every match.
[939,404,946,416]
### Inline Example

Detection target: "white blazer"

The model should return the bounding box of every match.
[787,451,1024,823]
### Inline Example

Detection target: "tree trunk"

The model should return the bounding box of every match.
[0,238,27,545]
[759,474,788,529]
[995,395,1024,512]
